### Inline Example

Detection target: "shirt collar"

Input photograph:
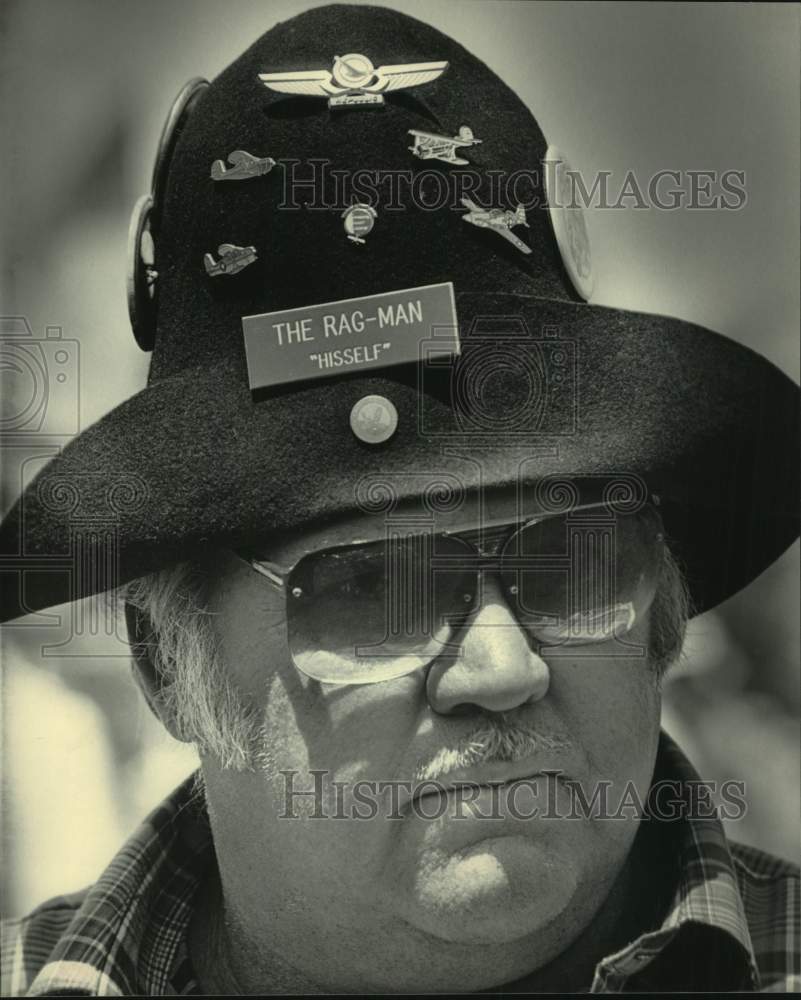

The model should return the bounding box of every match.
[27,775,212,997]
[28,732,760,995]
[591,730,759,992]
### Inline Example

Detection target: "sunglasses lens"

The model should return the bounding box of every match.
[502,507,663,645]
[282,506,664,682]
[286,534,474,684]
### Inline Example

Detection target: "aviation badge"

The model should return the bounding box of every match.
[342,204,378,244]
[460,197,532,255]
[259,53,448,109]
[211,150,276,181]
[204,243,258,277]
[408,125,481,165]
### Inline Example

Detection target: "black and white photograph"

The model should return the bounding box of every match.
[1,1,799,994]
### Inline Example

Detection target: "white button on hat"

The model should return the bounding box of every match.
[350,394,398,444]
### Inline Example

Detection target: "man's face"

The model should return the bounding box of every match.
[199,501,662,985]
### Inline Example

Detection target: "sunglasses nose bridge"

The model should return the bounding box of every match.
[430,530,526,633]
[448,522,519,557]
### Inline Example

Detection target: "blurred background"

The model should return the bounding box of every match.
[1,1,798,915]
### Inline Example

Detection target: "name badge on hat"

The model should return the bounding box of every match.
[242,282,459,391]
[259,53,448,109]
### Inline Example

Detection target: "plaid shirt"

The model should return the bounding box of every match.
[2,733,799,995]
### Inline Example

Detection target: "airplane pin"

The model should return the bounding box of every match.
[408,125,481,165]
[211,150,276,181]
[203,243,258,277]
[259,53,448,109]
[460,197,532,255]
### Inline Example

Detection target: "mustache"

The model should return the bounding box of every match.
[414,716,573,784]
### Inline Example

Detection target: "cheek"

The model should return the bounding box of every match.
[257,669,429,786]
[207,566,291,698]
[549,648,661,785]
[209,565,430,780]
[203,669,431,903]
[542,652,660,875]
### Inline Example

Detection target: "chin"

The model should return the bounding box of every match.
[401,835,581,946]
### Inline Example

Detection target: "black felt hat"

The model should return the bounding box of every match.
[1,3,798,624]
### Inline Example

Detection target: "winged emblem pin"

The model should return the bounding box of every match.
[258,52,448,108]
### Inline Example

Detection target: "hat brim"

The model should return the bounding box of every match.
[1,293,798,623]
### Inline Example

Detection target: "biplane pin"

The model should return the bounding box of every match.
[408,125,481,165]
[259,53,448,109]
[211,150,276,181]
[203,243,258,277]
[460,197,532,255]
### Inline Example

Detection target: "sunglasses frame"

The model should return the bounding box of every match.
[230,501,665,679]
[237,501,642,582]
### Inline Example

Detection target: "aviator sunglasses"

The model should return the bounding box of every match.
[234,503,665,685]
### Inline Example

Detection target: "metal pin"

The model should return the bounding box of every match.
[203,243,257,277]
[211,150,276,181]
[460,196,531,255]
[342,203,377,244]
[408,124,481,165]
[259,53,448,110]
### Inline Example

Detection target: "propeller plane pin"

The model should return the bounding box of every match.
[408,125,481,165]
[203,243,258,277]
[460,197,532,255]
[211,150,276,181]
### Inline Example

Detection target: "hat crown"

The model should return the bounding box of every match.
[149,3,577,381]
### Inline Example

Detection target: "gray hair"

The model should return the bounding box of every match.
[120,544,691,772]
[123,562,263,771]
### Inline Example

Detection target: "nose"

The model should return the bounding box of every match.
[425,575,551,715]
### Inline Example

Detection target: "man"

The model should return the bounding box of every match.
[1,4,799,994]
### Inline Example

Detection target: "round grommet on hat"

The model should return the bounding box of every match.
[126,77,209,352]
[544,145,594,301]
[150,77,209,228]
[126,194,157,352]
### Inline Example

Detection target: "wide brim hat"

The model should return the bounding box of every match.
[1,4,798,624]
